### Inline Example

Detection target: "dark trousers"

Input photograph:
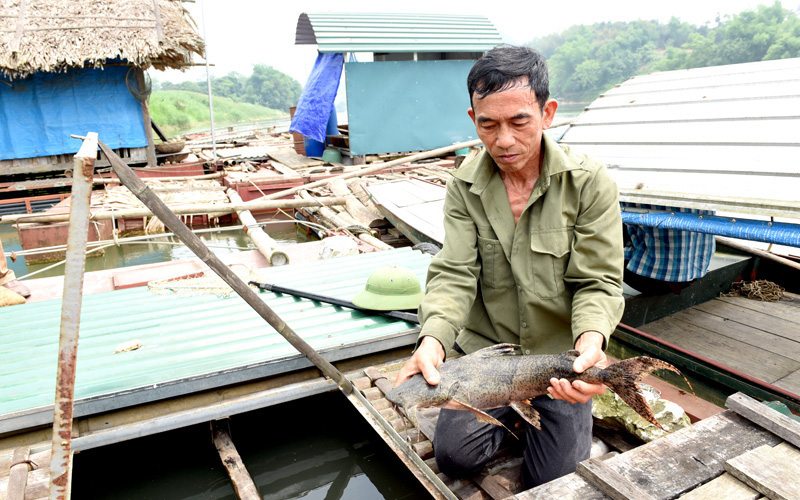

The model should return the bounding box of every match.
[434,396,592,489]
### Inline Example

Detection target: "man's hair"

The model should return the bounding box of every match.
[467,44,550,110]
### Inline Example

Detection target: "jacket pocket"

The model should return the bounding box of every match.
[530,228,573,299]
[477,235,506,289]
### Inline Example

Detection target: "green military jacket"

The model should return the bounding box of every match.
[418,133,624,357]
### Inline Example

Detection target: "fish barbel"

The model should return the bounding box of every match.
[387,343,682,430]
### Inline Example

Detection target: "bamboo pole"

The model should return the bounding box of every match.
[0,197,347,225]
[97,139,354,394]
[716,236,800,272]
[328,178,384,228]
[227,189,289,266]
[49,132,98,500]
[211,421,260,500]
[6,447,32,500]
[257,139,483,202]
[136,68,157,168]
[298,191,392,251]
[92,171,225,184]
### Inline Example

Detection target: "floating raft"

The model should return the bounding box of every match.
[353,359,800,499]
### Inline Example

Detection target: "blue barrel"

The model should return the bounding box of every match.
[325,107,339,140]
[303,136,325,158]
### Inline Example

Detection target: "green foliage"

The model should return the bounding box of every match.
[158,65,302,113]
[149,90,285,137]
[528,2,800,102]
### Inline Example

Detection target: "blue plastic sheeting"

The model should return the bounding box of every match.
[345,60,476,155]
[621,211,800,247]
[290,52,344,143]
[0,66,147,161]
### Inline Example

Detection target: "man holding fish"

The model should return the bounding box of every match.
[393,45,625,488]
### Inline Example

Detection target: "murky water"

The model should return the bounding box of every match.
[0,220,307,281]
[71,393,431,499]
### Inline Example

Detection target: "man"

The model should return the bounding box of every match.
[393,45,624,488]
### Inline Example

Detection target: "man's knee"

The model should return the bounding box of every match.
[435,445,485,479]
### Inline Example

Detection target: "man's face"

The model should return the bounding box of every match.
[468,83,557,177]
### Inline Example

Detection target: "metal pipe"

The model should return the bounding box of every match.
[48,132,98,500]
[98,139,354,394]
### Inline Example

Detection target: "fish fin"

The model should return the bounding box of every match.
[447,399,518,439]
[471,343,519,358]
[601,357,684,430]
[560,349,581,358]
[510,400,541,430]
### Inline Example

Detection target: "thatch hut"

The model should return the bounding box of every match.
[0,0,204,175]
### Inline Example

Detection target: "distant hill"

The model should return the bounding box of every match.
[149,90,286,137]
[530,1,800,103]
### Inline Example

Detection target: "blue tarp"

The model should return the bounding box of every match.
[290,52,343,143]
[0,66,147,161]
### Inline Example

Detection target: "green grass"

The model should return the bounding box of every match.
[149,90,287,138]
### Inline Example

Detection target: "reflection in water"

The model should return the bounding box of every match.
[72,393,430,499]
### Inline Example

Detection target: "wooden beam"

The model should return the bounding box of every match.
[576,457,657,500]
[725,444,800,500]
[211,420,260,500]
[136,67,157,167]
[726,392,800,448]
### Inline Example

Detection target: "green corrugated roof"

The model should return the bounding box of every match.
[296,12,502,53]
[0,247,431,433]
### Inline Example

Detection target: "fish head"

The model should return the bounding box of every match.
[386,373,459,410]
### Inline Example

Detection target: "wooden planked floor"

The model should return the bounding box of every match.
[640,292,800,395]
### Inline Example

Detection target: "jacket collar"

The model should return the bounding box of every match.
[453,133,574,196]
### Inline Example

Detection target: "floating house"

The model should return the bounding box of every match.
[0,0,204,175]
[294,13,501,157]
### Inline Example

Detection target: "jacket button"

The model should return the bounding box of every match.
[486,244,492,250]
[517,285,522,292]
[521,322,527,328]
[525,350,531,355]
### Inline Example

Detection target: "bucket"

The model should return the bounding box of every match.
[322,148,342,163]
[303,136,325,158]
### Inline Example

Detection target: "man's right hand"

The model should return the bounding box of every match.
[393,336,445,387]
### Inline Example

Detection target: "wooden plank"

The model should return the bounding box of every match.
[725,444,800,500]
[474,471,516,500]
[5,447,30,500]
[267,148,324,169]
[678,473,759,499]
[716,294,800,323]
[669,307,800,361]
[773,368,800,396]
[268,161,302,178]
[693,299,800,343]
[576,458,656,500]
[519,411,781,499]
[640,316,799,384]
[211,420,260,499]
[726,392,800,448]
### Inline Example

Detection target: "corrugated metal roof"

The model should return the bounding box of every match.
[295,13,502,53]
[559,57,800,220]
[0,247,431,433]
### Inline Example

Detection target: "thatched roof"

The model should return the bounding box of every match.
[0,0,205,79]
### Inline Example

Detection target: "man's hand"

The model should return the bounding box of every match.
[393,336,446,388]
[547,330,608,404]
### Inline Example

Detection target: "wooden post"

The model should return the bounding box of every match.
[6,447,32,500]
[136,67,157,167]
[211,420,260,500]
[328,178,384,228]
[226,189,289,266]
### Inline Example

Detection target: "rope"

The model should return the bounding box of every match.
[721,280,790,302]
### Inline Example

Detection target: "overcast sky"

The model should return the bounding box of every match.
[158,0,785,86]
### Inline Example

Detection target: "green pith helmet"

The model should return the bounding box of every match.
[352,265,425,311]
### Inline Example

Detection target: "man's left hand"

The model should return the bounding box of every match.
[547,330,608,404]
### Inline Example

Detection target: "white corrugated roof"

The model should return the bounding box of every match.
[560,58,800,220]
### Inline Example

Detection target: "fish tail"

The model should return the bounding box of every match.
[601,357,683,430]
